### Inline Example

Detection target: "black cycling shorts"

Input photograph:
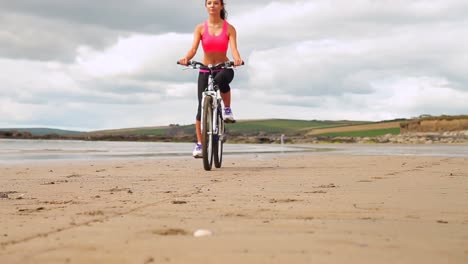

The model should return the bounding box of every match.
[196,68,234,121]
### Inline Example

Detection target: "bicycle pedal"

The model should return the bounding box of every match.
[224,119,236,124]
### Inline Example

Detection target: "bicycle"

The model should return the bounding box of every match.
[177,60,243,171]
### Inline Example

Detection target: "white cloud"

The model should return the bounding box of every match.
[0,98,35,124]
[76,33,191,78]
[371,76,468,115]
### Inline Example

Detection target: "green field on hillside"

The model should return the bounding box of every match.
[2,119,402,139]
[130,128,173,136]
[97,119,371,136]
[130,125,195,136]
[226,119,369,135]
[315,127,401,137]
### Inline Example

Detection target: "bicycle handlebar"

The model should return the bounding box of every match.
[177,60,244,70]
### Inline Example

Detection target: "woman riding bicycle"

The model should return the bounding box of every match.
[178,0,243,158]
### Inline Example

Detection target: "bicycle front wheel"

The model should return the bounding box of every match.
[202,96,214,171]
[214,106,224,168]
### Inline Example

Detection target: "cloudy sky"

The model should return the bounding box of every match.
[1,0,467,131]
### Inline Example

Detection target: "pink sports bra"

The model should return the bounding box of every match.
[201,20,229,53]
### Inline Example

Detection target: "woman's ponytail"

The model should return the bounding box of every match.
[221,1,228,19]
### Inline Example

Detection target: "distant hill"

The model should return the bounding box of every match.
[79,119,393,138]
[3,115,466,143]
[0,128,83,136]
[306,121,401,137]
[224,119,370,136]
[82,125,175,136]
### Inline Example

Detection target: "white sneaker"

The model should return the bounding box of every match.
[224,107,236,123]
[192,143,202,158]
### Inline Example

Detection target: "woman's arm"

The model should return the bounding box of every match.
[179,24,203,65]
[228,24,243,66]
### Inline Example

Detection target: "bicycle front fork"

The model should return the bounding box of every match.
[212,104,224,140]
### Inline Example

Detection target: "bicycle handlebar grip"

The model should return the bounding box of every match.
[229,61,245,66]
[177,60,194,66]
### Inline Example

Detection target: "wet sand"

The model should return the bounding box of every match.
[1,153,467,263]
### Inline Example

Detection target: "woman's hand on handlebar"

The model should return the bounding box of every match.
[233,58,243,67]
[178,58,189,66]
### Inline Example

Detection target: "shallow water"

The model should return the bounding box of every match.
[0,139,467,164]
[0,139,318,163]
[299,144,468,158]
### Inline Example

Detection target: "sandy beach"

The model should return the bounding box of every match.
[1,153,467,263]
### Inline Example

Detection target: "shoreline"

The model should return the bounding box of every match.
[2,141,468,166]
[2,129,468,145]
[1,153,467,263]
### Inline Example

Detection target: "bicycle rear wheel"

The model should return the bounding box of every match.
[202,96,214,171]
[214,106,224,168]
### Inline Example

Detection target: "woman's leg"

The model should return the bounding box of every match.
[196,120,202,143]
[196,72,209,144]
[214,69,235,121]
[214,69,234,107]
[220,91,231,107]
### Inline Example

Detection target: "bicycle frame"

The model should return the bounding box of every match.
[201,73,223,139]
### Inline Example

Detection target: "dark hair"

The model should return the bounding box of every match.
[205,0,228,20]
